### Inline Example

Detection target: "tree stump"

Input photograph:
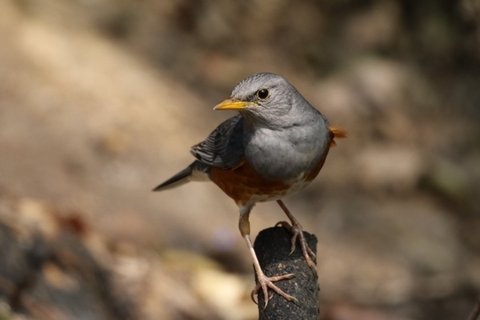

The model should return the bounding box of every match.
[254,226,320,320]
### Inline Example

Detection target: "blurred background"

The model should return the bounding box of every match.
[0,0,479,319]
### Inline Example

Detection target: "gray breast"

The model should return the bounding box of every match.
[244,118,330,182]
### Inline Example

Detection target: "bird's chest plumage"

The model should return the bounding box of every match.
[209,112,332,206]
[212,123,329,205]
[244,123,329,183]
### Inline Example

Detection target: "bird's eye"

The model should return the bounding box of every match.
[256,89,269,100]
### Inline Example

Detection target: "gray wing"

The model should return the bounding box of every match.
[190,115,245,169]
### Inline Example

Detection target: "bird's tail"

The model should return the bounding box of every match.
[152,161,208,192]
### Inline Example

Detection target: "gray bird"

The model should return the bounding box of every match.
[154,72,345,306]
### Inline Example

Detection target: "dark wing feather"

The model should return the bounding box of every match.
[190,115,245,169]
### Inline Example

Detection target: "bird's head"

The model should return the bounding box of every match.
[214,73,307,127]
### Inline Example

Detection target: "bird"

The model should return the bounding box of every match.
[153,72,345,306]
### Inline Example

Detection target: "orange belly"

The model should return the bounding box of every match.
[209,127,341,205]
[210,161,291,205]
[209,149,329,205]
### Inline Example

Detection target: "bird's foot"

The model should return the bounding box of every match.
[276,220,317,269]
[251,270,297,308]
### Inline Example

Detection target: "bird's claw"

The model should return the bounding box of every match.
[276,220,317,269]
[251,272,297,308]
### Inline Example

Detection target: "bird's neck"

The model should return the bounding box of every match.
[241,112,301,132]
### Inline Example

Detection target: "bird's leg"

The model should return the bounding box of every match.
[239,204,297,307]
[276,200,317,269]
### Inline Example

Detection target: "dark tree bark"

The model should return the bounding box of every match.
[254,226,320,320]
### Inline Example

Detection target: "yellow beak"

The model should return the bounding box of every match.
[213,99,250,110]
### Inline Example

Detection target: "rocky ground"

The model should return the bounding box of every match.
[0,1,479,319]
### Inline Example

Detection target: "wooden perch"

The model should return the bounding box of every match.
[254,226,320,320]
